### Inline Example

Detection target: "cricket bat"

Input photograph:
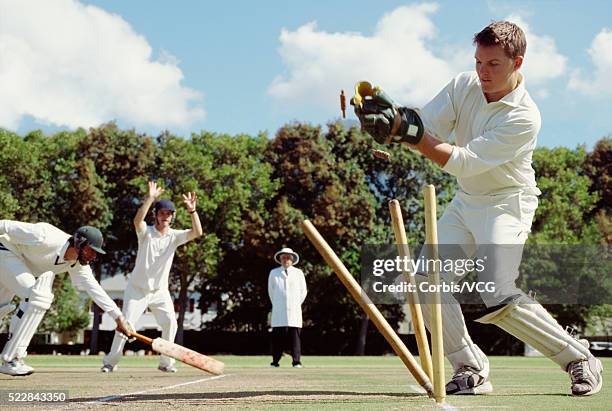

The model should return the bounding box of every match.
[131,331,225,375]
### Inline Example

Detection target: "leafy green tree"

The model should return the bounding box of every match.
[584,137,611,243]
[530,146,599,243]
[75,123,158,276]
[155,131,275,342]
[326,122,456,246]
[0,129,56,221]
[39,125,155,351]
[212,123,377,340]
[211,122,458,354]
[73,124,158,351]
[523,146,603,330]
[324,122,457,352]
[582,137,612,336]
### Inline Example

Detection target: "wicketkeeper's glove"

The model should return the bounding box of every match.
[350,81,424,145]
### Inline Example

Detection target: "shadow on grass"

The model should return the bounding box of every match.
[489,393,575,397]
[72,390,424,403]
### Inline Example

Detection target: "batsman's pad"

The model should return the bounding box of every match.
[1,271,55,362]
[476,298,591,369]
[415,273,487,373]
[152,338,225,375]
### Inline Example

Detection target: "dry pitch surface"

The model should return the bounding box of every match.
[0,355,610,410]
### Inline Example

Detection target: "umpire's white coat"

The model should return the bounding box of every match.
[268,266,307,328]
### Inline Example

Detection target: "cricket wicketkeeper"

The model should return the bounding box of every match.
[0,221,133,376]
[352,21,603,396]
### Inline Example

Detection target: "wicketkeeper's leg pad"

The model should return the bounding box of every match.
[1,271,55,362]
[476,296,591,369]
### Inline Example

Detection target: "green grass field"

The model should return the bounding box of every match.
[0,355,609,410]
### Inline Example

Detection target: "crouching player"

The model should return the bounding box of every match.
[0,221,133,376]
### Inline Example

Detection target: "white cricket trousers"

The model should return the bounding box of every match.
[103,282,177,368]
[417,190,538,372]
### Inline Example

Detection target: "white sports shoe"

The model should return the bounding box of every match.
[446,365,493,395]
[568,356,603,396]
[158,364,177,373]
[0,359,34,376]
[100,363,117,373]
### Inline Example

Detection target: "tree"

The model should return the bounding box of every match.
[26,124,158,352]
[210,122,458,353]
[530,146,599,243]
[523,146,604,330]
[325,122,456,352]
[326,121,456,246]
[212,122,377,342]
[156,131,275,342]
[76,123,158,277]
[584,137,611,243]
[582,137,612,336]
[0,129,56,221]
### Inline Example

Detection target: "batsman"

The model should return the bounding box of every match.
[351,21,603,396]
[0,222,133,376]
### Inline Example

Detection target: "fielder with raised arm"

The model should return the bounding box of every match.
[0,222,133,376]
[102,181,202,373]
[351,21,603,396]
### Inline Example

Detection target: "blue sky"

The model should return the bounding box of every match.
[2,0,611,148]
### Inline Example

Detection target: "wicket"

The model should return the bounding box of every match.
[301,184,446,403]
[424,184,446,403]
[389,199,434,382]
[301,220,435,397]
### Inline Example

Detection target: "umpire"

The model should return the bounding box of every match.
[268,247,307,368]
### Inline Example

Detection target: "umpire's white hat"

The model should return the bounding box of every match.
[274,247,299,265]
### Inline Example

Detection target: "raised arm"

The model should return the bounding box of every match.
[134,181,164,233]
[183,192,203,241]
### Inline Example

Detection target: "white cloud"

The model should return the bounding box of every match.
[504,15,567,85]
[268,3,468,111]
[268,5,569,114]
[0,0,204,131]
[568,28,612,96]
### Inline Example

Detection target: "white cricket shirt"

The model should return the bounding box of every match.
[419,71,541,196]
[0,220,122,318]
[129,225,190,291]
